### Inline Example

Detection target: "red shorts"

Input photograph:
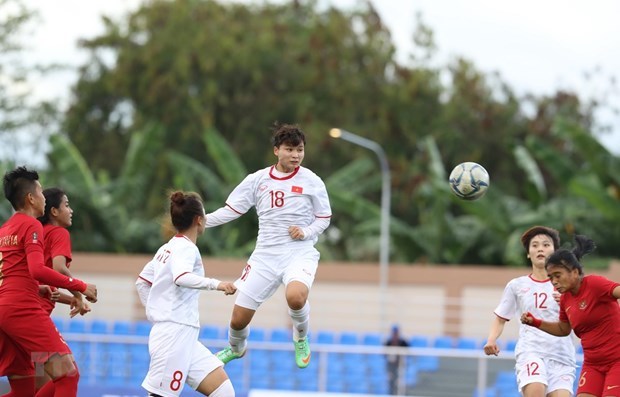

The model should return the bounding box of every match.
[577,361,620,396]
[0,306,71,376]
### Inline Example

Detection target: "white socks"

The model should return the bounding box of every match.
[289,301,310,341]
[228,326,249,354]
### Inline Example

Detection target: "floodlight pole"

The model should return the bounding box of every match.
[329,128,391,328]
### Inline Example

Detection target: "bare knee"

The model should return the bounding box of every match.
[229,305,254,330]
[285,282,308,310]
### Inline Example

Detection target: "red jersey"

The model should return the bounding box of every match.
[559,274,620,366]
[38,224,73,314]
[0,213,85,309]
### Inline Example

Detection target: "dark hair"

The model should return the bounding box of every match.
[520,225,560,251]
[3,166,40,210]
[38,187,66,225]
[545,235,596,276]
[169,191,204,231]
[271,122,306,148]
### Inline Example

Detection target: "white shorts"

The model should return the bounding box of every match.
[142,322,223,397]
[234,244,319,308]
[516,353,575,395]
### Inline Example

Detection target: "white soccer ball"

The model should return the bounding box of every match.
[448,162,490,200]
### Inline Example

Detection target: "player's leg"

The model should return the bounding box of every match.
[188,342,234,397]
[283,246,319,368]
[141,322,193,397]
[217,253,280,364]
[42,354,79,397]
[516,354,548,397]
[545,359,574,397]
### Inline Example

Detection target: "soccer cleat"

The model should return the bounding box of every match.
[216,346,245,364]
[294,338,311,368]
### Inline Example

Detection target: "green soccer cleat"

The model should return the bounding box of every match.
[294,338,311,368]
[216,346,245,364]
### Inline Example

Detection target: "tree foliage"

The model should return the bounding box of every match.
[1,0,618,266]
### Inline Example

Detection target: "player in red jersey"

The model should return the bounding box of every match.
[32,188,92,397]
[521,235,620,397]
[0,166,97,397]
[36,187,90,317]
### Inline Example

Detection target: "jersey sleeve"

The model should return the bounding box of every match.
[494,280,517,321]
[170,244,199,283]
[224,172,258,214]
[311,177,332,218]
[46,227,72,265]
[590,275,620,298]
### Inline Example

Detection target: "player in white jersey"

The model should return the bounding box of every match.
[483,226,576,397]
[206,122,332,369]
[135,191,237,397]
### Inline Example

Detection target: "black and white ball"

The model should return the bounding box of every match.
[448,162,490,200]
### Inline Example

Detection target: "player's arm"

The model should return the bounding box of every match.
[205,206,243,228]
[520,311,571,336]
[483,315,507,356]
[51,255,89,314]
[135,259,155,307]
[612,285,620,299]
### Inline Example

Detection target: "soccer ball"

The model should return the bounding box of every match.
[448,162,490,200]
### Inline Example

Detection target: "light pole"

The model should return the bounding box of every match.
[329,128,391,328]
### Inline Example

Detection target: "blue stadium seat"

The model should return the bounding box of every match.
[248,327,266,341]
[269,328,290,343]
[200,325,221,340]
[433,335,454,348]
[362,332,383,346]
[134,320,152,336]
[473,386,497,397]
[456,337,478,350]
[338,332,358,345]
[67,318,87,333]
[409,335,430,347]
[112,320,131,335]
[89,319,109,334]
[315,330,336,344]
[505,339,517,351]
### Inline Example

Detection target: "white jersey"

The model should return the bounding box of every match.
[494,275,576,366]
[139,235,208,328]
[223,165,331,248]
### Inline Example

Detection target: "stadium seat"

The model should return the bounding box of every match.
[473,386,497,397]
[112,320,131,335]
[338,331,358,345]
[456,337,478,349]
[89,319,109,334]
[362,332,383,346]
[505,339,517,351]
[433,335,454,348]
[409,335,430,347]
[269,328,290,343]
[315,330,336,344]
[248,327,266,341]
[134,320,152,336]
[199,325,221,340]
[67,318,87,334]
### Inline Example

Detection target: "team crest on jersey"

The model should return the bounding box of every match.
[259,184,268,192]
[578,300,588,310]
[291,186,303,194]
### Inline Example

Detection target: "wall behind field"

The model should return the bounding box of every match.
[54,253,620,342]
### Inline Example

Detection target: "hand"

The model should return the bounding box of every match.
[217,282,237,296]
[520,311,542,328]
[38,285,60,301]
[482,341,500,356]
[80,301,91,316]
[83,283,98,303]
[69,297,91,318]
[288,226,304,240]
